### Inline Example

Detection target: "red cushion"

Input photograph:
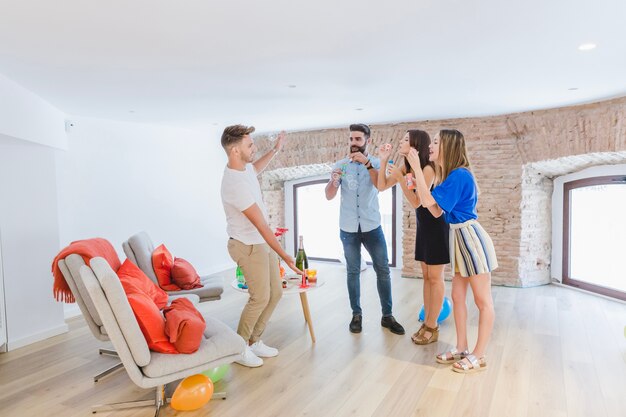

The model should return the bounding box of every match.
[117,259,168,309]
[163,298,206,354]
[151,244,181,291]
[171,258,203,290]
[126,292,178,354]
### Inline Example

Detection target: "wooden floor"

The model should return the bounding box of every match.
[1,263,625,417]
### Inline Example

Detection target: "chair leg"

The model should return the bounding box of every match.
[92,385,165,414]
[154,385,166,417]
[92,384,227,413]
[212,391,227,400]
[94,348,123,382]
[98,348,118,357]
[92,398,156,413]
[93,361,124,382]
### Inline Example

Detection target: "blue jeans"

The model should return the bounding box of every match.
[340,226,392,317]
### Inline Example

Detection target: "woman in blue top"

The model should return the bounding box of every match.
[378,130,450,346]
[407,129,498,373]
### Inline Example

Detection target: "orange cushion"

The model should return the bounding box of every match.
[126,292,178,354]
[171,258,203,290]
[117,259,168,309]
[163,298,206,354]
[152,244,181,291]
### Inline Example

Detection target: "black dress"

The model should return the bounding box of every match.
[414,196,450,265]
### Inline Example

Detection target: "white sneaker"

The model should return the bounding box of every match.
[250,340,279,358]
[235,345,264,368]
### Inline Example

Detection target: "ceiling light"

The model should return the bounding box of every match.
[578,43,597,51]
[568,87,579,91]
[288,85,297,88]
[129,110,135,113]
[355,108,363,111]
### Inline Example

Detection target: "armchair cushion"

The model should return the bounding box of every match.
[127,292,178,354]
[171,258,203,290]
[117,259,168,309]
[151,244,180,291]
[141,317,245,378]
[163,298,206,353]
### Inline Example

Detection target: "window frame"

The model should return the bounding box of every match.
[562,175,626,301]
[291,178,397,267]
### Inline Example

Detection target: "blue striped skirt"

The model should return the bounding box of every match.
[449,219,498,277]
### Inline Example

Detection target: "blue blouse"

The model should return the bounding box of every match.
[431,167,478,224]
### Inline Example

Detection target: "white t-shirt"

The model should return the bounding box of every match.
[220,163,268,245]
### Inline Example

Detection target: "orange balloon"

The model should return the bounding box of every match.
[170,374,214,411]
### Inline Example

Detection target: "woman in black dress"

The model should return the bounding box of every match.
[378,130,449,345]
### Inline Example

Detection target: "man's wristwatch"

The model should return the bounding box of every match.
[366,159,373,170]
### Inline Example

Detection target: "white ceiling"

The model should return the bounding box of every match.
[1,0,625,132]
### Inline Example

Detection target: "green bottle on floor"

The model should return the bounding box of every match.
[236,265,245,284]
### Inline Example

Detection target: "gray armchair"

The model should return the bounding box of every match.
[58,254,124,382]
[58,254,201,382]
[123,232,224,302]
[79,257,245,415]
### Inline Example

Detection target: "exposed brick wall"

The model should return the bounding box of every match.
[256,96,626,286]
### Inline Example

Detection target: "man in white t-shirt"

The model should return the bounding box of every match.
[220,124,302,368]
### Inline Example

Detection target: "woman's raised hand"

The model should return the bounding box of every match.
[378,143,393,160]
[407,148,420,169]
[388,161,403,180]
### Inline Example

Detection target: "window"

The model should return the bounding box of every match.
[563,175,626,301]
[290,178,397,266]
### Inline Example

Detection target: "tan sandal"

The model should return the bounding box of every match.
[411,324,426,343]
[436,348,469,364]
[413,325,439,345]
[451,354,487,373]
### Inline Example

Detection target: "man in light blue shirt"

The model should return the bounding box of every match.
[325,123,405,335]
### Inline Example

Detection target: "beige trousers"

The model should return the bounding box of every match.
[227,239,283,343]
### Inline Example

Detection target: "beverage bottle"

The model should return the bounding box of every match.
[295,235,309,285]
[406,172,415,190]
[334,163,348,187]
[236,265,245,284]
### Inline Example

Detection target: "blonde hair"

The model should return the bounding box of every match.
[436,129,479,191]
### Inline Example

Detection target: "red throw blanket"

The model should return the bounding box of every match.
[51,238,121,303]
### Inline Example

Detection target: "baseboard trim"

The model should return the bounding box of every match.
[8,323,69,351]
[551,282,626,304]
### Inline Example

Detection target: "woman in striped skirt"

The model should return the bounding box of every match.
[407,129,497,373]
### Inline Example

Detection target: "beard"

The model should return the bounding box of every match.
[350,144,367,154]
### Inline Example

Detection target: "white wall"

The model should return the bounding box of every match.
[0,72,67,150]
[56,118,232,284]
[0,134,67,349]
[551,164,626,283]
[0,71,233,345]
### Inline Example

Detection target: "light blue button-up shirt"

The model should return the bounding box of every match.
[333,156,381,233]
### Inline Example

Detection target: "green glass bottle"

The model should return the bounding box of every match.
[236,265,245,284]
[295,235,309,277]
